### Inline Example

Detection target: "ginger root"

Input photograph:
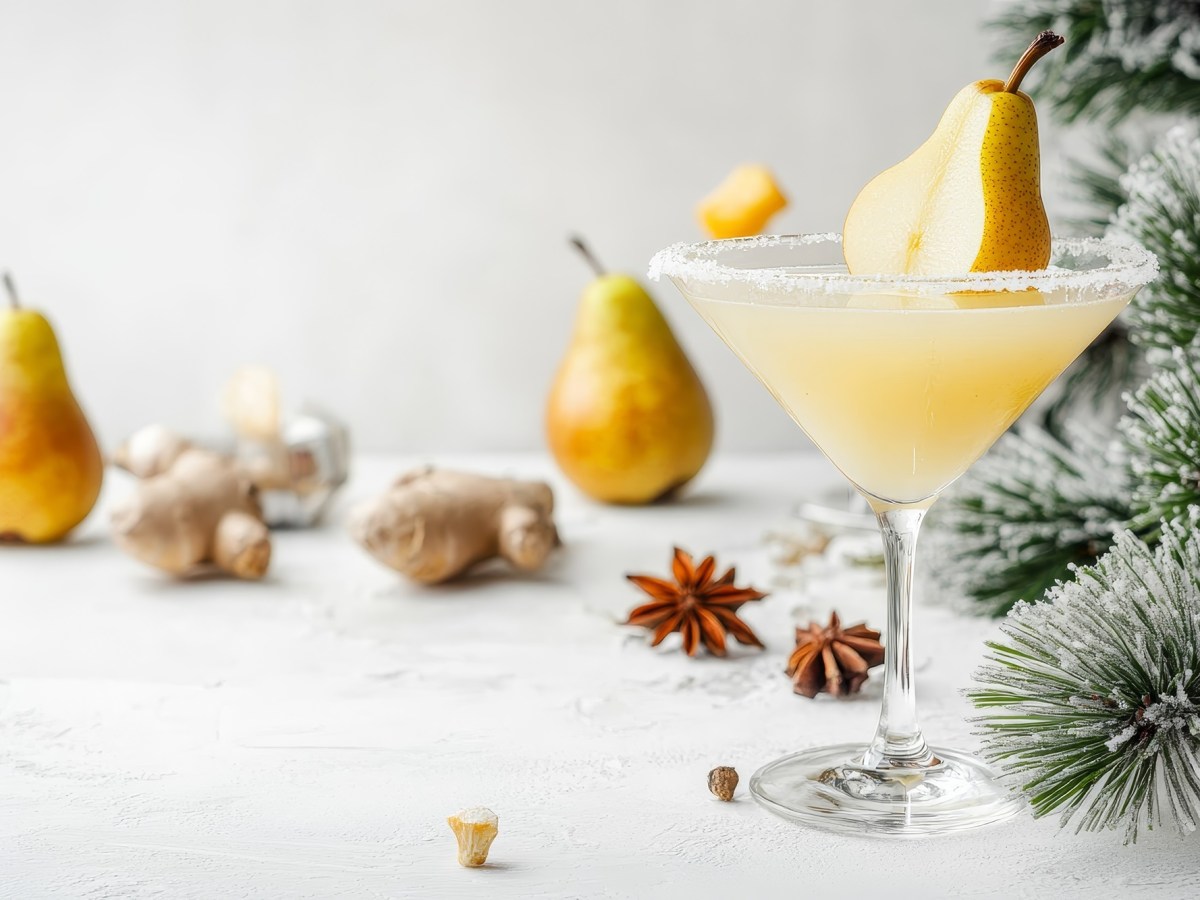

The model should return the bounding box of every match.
[349,468,558,584]
[110,448,271,579]
[112,423,194,479]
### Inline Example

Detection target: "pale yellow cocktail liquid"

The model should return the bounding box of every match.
[689,291,1128,503]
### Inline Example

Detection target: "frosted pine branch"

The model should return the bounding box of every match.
[970,510,1200,842]
[926,426,1131,617]
[1121,342,1200,533]
[991,1,1200,122]
[1108,125,1200,358]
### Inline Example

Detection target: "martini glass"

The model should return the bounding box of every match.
[650,234,1157,837]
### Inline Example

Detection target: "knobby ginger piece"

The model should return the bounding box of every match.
[697,164,787,239]
[110,448,271,579]
[349,468,559,584]
[447,807,498,867]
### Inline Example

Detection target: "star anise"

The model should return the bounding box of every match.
[624,547,767,656]
[786,611,884,698]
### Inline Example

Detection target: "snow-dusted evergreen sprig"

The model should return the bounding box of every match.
[1121,343,1200,534]
[992,1,1200,123]
[927,426,1131,617]
[969,511,1200,843]
[1108,126,1200,357]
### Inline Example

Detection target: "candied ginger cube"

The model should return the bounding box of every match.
[697,164,787,239]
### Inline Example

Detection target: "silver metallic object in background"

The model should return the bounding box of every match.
[236,407,350,527]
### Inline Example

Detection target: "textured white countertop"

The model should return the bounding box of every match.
[2,454,1197,899]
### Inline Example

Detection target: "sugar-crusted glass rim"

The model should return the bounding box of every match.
[648,233,1159,296]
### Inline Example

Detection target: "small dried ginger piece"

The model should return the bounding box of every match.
[447,807,498,867]
[708,766,739,801]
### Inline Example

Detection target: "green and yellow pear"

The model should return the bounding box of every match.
[0,275,103,542]
[546,238,714,504]
[843,31,1064,275]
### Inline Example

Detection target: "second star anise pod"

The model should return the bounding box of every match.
[787,611,884,698]
[624,547,767,657]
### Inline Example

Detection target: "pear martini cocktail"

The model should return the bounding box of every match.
[653,238,1155,836]
[651,33,1159,836]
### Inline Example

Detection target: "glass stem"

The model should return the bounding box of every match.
[862,504,937,770]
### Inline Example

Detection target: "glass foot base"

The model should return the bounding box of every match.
[749,743,1022,837]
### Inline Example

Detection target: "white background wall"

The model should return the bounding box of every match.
[0,0,1073,453]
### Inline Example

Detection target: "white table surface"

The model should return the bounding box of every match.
[2,453,1197,900]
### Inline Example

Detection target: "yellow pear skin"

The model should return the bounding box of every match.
[547,241,714,504]
[0,289,104,543]
[844,32,1064,275]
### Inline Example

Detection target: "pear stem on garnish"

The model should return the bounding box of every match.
[1003,30,1064,94]
[569,235,606,277]
[2,272,19,309]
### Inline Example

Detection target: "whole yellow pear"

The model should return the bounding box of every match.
[546,239,714,504]
[0,277,104,542]
[844,32,1064,275]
